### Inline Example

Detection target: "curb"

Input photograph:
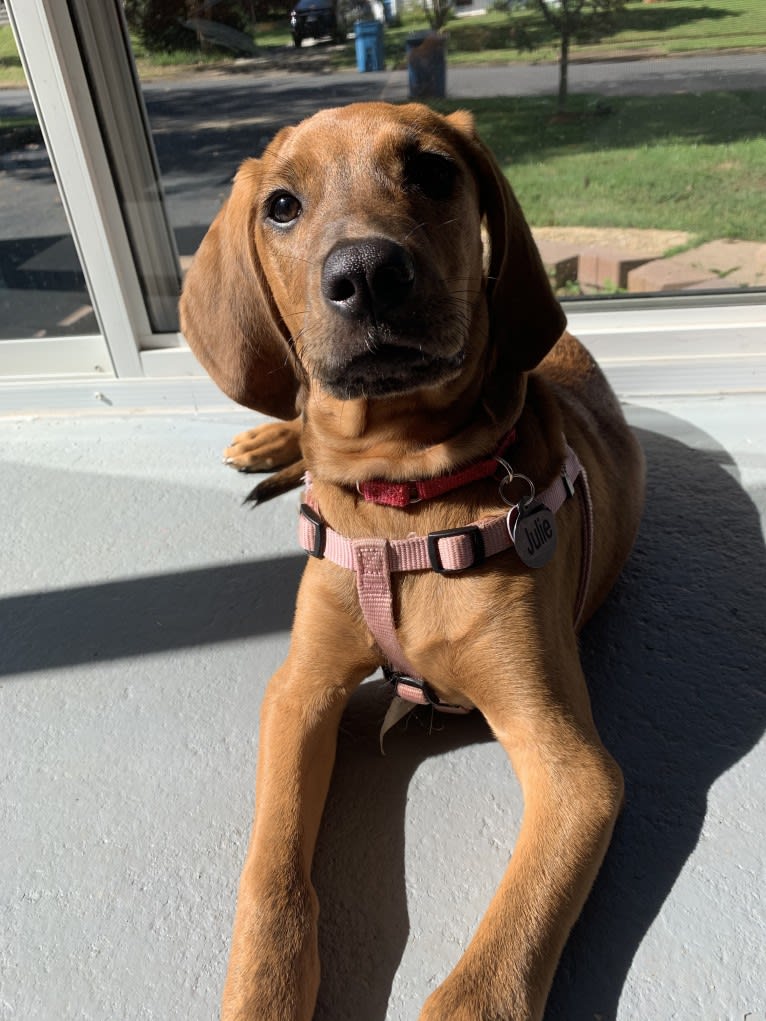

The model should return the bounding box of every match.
[534,232,766,296]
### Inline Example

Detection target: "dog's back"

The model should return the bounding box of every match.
[539,331,646,613]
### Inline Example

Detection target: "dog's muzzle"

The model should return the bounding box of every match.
[315,237,465,399]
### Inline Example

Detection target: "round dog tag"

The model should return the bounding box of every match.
[512,504,557,568]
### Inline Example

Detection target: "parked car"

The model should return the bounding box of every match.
[289,0,371,47]
[290,0,343,46]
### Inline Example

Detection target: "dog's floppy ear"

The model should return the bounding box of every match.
[179,158,301,420]
[448,113,566,372]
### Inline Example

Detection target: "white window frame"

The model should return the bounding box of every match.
[2,0,182,382]
[1,0,764,409]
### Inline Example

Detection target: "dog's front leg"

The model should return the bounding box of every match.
[220,589,373,1021]
[220,667,337,1021]
[419,654,624,1021]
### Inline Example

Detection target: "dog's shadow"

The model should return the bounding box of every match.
[311,407,766,1021]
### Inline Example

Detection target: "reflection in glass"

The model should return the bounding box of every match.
[0,90,97,340]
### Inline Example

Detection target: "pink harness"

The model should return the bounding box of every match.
[298,440,594,718]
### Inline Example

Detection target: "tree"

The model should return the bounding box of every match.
[534,0,625,111]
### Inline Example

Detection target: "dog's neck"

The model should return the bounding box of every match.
[300,370,528,490]
[353,425,517,507]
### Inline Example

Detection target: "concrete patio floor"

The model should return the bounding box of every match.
[1,388,764,1021]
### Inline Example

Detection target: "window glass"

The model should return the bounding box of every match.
[125,0,764,302]
[0,57,97,340]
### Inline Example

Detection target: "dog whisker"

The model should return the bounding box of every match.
[403,221,429,243]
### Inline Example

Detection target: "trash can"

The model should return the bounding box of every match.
[354,20,384,73]
[382,0,393,23]
[406,30,446,99]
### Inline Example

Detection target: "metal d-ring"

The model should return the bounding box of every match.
[495,456,536,510]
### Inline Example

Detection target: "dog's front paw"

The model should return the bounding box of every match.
[223,420,302,473]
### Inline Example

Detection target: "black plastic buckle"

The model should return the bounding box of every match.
[427,524,485,574]
[300,503,325,558]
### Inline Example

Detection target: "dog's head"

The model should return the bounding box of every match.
[180,102,564,421]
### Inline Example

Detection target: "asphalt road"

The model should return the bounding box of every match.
[139,49,766,107]
[1,51,765,339]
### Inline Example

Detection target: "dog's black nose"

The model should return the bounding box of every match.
[321,239,415,319]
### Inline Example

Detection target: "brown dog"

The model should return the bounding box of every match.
[180,101,645,1021]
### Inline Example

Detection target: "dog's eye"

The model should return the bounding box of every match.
[403,151,457,201]
[267,192,302,225]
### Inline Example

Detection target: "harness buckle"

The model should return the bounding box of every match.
[384,668,438,706]
[427,524,485,574]
[384,668,473,715]
[300,503,325,558]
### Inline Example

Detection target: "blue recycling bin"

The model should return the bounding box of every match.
[354,20,384,73]
[406,30,446,99]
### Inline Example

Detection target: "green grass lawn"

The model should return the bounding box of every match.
[0,23,23,86]
[436,92,766,242]
[342,0,766,69]
[128,33,248,75]
[364,0,766,71]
